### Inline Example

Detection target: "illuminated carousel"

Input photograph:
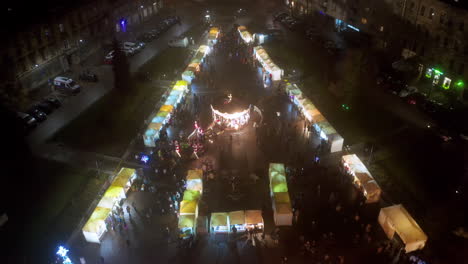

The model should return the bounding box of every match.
[211,94,251,130]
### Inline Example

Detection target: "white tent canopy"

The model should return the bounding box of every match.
[253,46,283,81]
[378,205,428,253]
[342,154,382,203]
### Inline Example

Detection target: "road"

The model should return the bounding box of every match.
[26,3,201,149]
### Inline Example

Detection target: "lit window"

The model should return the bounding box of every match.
[361,18,367,24]
[59,24,64,32]
[379,26,384,32]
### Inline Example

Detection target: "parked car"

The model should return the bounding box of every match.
[27,107,47,122]
[168,37,189,47]
[398,86,418,97]
[104,50,115,64]
[34,101,54,114]
[45,97,61,108]
[53,76,81,95]
[17,112,38,131]
[122,42,144,53]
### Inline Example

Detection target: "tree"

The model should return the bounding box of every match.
[112,38,130,92]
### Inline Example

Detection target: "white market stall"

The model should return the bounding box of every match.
[237,26,253,44]
[272,194,293,226]
[341,154,382,203]
[112,167,137,193]
[82,207,111,243]
[228,210,246,232]
[285,83,344,153]
[179,215,196,238]
[186,169,203,193]
[245,210,264,230]
[378,205,428,253]
[210,212,229,233]
[253,46,283,81]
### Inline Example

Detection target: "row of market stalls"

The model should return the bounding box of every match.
[181,45,210,84]
[340,154,427,253]
[237,26,253,44]
[210,210,264,233]
[143,80,189,147]
[82,168,137,243]
[253,46,283,82]
[341,154,382,203]
[285,83,344,153]
[269,163,293,226]
[182,26,219,84]
[178,169,204,238]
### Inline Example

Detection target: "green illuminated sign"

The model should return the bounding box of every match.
[456,81,464,88]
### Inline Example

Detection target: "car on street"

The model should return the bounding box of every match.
[45,97,61,108]
[27,107,47,122]
[398,86,418,97]
[104,50,114,64]
[34,101,54,114]
[17,112,38,131]
[53,76,81,95]
[122,42,145,53]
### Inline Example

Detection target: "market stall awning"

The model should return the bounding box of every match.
[83,207,111,233]
[273,192,291,203]
[182,190,201,202]
[148,122,163,131]
[180,200,198,215]
[97,186,124,209]
[164,95,179,106]
[112,168,135,188]
[269,163,285,181]
[178,215,195,229]
[271,181,288,193]
[187,169,203,180]
[270,173,287,186]
[159,105,174,113]
[378,204,427,253]
[245,210,263,225]
[228,210,245,225]
[173,80,188,91]
[186,179,203,193]
[274,201,292,214]
[210,212,228,227]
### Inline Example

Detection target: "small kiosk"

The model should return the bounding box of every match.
[272,199,293,226]
[237,26,253,44]
[378,205,428,253]
[341,154,382,203]
[82,207,111,243]
[112,168,137,193]
[210,212,229,233]
[228,210,246,233]
[245,210,264,230]
[178,215,196,239]
[253,46,283,81]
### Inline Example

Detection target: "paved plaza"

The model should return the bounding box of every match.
[69,24,419,264]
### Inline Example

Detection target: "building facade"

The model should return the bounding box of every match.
[0,0,164,91]
[287,0,468,93]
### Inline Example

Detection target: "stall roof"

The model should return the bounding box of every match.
[160,104,174,113]
[183,190,201,202]
[271,181,288,193]
[148,122,163,131]
[342,154,371,175]
[228,211,245,225]
[145,128,157,137]
[273,192,291,203]
[245,210,263,225]
[112,168,135,188]
[180,200,198,215]
[211,212,228,227]
[186,179,203,192]
[270,173,287,186]
[274,201,292,214]
[380,205,427,245]
[187,169,203,180]
[83,207,111,233]
[269,163,285,181]
[156,111,170,119]
[178,215,195,229]
[97,186,124,209]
